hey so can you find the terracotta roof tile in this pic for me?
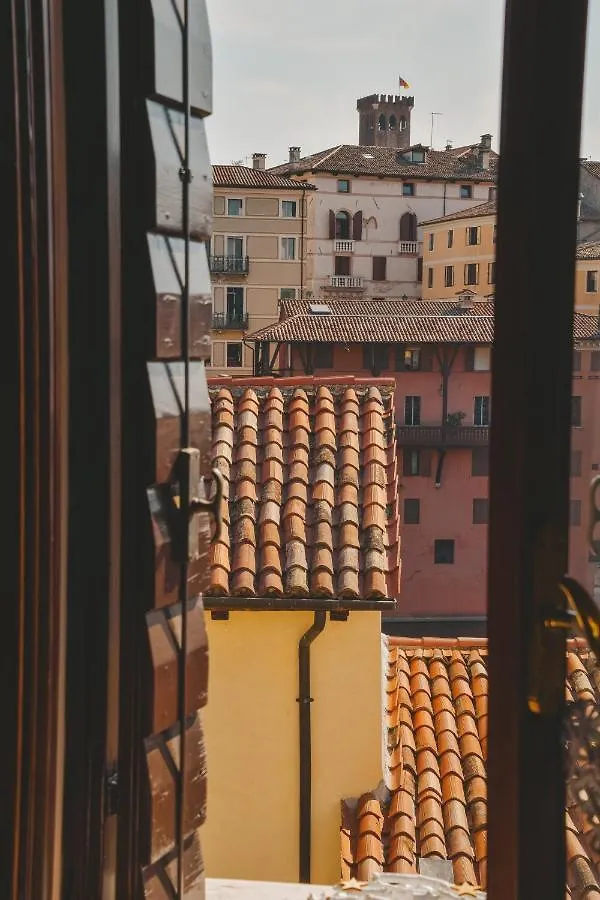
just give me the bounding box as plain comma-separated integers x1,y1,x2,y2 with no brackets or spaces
577,242,600,261
342,638,600,896
213,164,316,191
421,200,497,227
208,377,399,602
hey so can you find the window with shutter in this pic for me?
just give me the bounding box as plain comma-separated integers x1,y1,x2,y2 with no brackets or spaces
573,350,582,372
335,211,350,239
314,344,333,368
372,256,387,281
403,449,421,476
334,256,351,276
570,449,582,477
352,210,363,241
471,447,489,476
474,395,491,425
427,268,434,289
473,498,489,524
404,395,421,425
434,539,455,563
328,209,336,240
571,395,582,426
570,499,582,526
464,346,475,371
403,499,420,524
417,257,423,283
444,265,454,287
592,351,600,371
400,212,417,241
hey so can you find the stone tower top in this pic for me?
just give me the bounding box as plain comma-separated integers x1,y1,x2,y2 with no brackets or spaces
357,93,414,149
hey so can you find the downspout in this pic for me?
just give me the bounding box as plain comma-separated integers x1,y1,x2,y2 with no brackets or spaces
300,185,307,300
297,610,327,883
443,180,447,217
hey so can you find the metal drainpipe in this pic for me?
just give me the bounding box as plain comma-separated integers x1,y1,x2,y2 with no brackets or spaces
297,610,327,883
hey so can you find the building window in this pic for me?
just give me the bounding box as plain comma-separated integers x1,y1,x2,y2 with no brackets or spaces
404,395,421,426
337,179,350,193
335,210,351,239
400,212,417,241
434,539,455,564
227,198,243,216
460,185,473,199
474,395,490,426
281,200,297,217
427,267,434,289
573,350,582,372
428,233,435,251
447,230,454,248
465,263,479,285
378,114,387,130
417,257,423,283
570,499,582,527
363,344,389,373
572,395,582,426
314,344,333,368
226,342,243,367
474,346,491,371
488,261,496,284
226,286,245,322
592,351,600,372
372,256,387,281
587,270,599,292
472,448,489,476
571,450,582,477
444,265,455,287
279,287,296,300
281,237,296,260
404,499,420,524
334,255,351,276
403,449,421,476
398,347,421,371
389,114,397,130
493,224,497,243
466,226,480,245
473,498,489,524
402,182,415,197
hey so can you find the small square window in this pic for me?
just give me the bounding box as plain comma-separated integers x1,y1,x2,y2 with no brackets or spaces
337,179,350,193
460,185,472,199
572,396,582,426
427,268,434,289
398,347,421,371
227,198,243,216
447,230,454,248
402,182,415,197
587,270,598,293
472,498,489,524
570,499,582,527
226,342,243,367
428,233,435,251
444,265,454,288
434,539,455,564
404,499,420,524
281,237,296,260
281,200,297,217
279,288,296,301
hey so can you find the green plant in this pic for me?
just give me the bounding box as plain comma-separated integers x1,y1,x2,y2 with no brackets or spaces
446,411,466,427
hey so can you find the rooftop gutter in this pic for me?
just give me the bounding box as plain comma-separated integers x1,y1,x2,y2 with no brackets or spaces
204,596,395,613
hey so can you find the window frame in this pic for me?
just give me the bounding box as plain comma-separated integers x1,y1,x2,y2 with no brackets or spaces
447,229,454,248
472,497,489,524
474,394,491,426
428,232,435,251
404,395,421,426
466,225,481,246
464,262,479,286
336,178,350,193
427,267,434,289
280,199,297,218
403,498,421,524
280,236,296,260
444,265,455,287
226,341,244,368
227,197,243,217
434,539,455,564
460,184,473,199
488,261,496,284
586,269,598,292
402,182,415,197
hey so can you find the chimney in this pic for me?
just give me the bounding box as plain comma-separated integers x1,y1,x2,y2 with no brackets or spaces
477,134,492,170
445,140,453,151
252,153,266,170
289,146,301,163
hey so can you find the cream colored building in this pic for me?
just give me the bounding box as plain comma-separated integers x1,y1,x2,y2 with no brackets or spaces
576,242,600,314
209,157,315,374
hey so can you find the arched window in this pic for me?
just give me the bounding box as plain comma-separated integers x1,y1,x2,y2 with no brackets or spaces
335,210,351,239
400,212,417,242
378,114,387,131
389,114,397,130
399,116,407,131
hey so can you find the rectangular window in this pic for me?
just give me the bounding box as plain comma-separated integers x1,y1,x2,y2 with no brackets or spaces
427,267,434,289
281,200,297,217
404,498,421,524
570,499,582,527
404,395,421,426
314,345,333,368
474,346,491,371
434,539,455,564
402,182,415,196
226,286,245,322
334,255,351,276
397,347,421,371
417,257,423,283
474,395,490,426
493,223,497,243
227,198,243,216
372,256,387,281
337,179,350,193
279,287,296,300
281,237,296,260
403,448,421,476
460,185,473,199
573,350,582,372
592,351,600,372
571,450,582,477
488,261,496,284
226,342,243,367
471,448,489,476
363,344,389,372
572,395,582,426
447,230,454,248
586,270,598,292
466,226,480,245
473,498,489,524
464,263,479,285
444,265,455,287
428,233,435,251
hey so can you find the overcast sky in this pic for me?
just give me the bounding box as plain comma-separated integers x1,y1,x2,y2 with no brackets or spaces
205,0,600,168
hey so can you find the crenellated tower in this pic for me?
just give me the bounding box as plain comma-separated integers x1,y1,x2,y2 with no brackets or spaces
357,93,414,148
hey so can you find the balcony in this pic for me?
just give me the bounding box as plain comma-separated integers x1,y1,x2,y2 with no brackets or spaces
212,312,249,330
398,240,421,256
209,255,250,275
329,275,363,289
398,425,490,447
334,239,354,253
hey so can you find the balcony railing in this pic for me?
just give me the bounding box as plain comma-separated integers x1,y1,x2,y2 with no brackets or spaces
209,255,250,275
329,275,363,289
334,239,354,253
212,312,249,330
398,425,490,446
398,240,421,256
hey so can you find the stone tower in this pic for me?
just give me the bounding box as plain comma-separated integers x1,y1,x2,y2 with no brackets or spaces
357,93,414,149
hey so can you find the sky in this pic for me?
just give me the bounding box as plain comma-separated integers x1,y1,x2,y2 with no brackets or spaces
205,0,600,168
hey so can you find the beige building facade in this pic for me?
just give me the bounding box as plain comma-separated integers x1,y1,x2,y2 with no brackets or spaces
209,159,315,374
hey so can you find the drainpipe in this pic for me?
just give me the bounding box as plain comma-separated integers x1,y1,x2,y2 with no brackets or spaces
300,185,307,300
297,610,327,883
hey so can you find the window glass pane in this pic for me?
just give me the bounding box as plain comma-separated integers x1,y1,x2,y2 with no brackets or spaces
281,200,297,217
226,342,243,367
434,539,455,564
337,179,350,193
404,499,420,524
227,198,242,216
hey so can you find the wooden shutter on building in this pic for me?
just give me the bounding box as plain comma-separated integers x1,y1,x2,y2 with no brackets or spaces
352,210,363,241
464,346,475,371
328,209,336,240
373,256,387,281
420,346,434,372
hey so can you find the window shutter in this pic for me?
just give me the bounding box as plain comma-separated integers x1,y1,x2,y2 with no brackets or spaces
417,257,423,283
421,346,434,371
362,344,373,369
353,210,363,241
464,346,475,371
373,256,387,281
395,345,405,371
328,209,335,240
421,451,432,477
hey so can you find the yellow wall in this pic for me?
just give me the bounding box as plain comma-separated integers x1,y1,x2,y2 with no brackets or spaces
575,258,600,314
202,611,384,884
422,214,496,299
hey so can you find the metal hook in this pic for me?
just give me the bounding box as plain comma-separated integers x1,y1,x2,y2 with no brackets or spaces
190,467,225,543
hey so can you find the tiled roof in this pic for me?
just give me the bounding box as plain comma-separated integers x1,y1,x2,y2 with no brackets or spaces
581,161,600,180
269,144,497,183
341,638,600,898
212,165,316,191
577,242,600,260
421,201,497,227
207,376,400,602
249,299,598,345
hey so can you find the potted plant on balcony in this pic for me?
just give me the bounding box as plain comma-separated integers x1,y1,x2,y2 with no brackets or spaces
446,411,466,428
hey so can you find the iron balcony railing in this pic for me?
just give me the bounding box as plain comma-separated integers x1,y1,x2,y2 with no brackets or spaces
212,312,249,330
209,255,250,274
398,424,490,446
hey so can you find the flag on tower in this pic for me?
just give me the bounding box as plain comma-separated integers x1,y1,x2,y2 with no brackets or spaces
399,76,410,89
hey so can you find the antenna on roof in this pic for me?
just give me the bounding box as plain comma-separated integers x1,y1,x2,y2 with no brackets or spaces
430,112,442,149
231,155,252,166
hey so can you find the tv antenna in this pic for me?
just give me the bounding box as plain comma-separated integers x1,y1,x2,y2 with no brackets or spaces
430,112,442,149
